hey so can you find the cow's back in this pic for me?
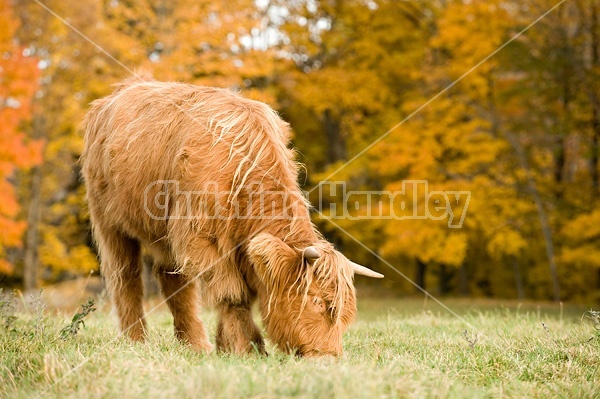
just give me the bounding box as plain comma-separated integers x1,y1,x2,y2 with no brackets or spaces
82,78,299,266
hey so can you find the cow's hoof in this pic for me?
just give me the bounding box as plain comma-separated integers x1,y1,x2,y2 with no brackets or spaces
191,341,214,354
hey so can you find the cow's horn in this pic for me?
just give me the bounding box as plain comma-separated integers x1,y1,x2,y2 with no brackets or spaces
350,261,384,278
303,246,321,260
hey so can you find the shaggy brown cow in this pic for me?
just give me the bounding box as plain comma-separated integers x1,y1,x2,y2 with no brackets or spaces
81,75,383,357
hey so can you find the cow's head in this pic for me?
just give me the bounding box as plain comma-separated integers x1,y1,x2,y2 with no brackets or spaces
248,233,383,357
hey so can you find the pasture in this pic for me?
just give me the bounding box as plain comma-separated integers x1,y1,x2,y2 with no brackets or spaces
1,293,598,399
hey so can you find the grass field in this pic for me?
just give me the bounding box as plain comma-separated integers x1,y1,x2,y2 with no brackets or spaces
1,292,599,399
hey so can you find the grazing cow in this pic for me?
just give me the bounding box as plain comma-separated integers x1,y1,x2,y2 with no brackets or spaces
81,75,383,357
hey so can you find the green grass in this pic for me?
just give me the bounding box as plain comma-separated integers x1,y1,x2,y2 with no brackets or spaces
1,293,599,399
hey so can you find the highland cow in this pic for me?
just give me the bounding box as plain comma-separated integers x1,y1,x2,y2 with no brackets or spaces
81,75,383,357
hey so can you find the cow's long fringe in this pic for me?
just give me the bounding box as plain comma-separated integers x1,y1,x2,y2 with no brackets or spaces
295,243,355,324
311,249,355,323
258,238,355,326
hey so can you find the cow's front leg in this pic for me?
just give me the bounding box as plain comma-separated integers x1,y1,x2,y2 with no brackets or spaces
156,270,213,354
216,301,266,355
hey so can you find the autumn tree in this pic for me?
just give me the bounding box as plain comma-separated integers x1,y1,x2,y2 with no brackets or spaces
277,0,600,301
0,0,41,280
15,0,143,287
12,0,286,288
273,1,434,283
4,0,599,302
102,0,282,100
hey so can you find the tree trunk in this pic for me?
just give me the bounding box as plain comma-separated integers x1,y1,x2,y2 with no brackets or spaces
592,111,599,192
458,263,469,296
507,133,561,301
415,259,426,292
554,136,566,186
24,164,42,291
555,68,567,188
512,256,524,301
553,76,568,198
323,109,346,164
591,1,600,193
438,264,450,296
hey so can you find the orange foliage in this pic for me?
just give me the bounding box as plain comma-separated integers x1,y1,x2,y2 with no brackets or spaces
0,0,41,273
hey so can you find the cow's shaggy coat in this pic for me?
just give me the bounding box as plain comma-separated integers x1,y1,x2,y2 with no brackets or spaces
81,75,380,356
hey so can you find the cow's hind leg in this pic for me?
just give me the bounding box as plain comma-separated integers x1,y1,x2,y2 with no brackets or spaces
156,270,212,353
216,301,266,355
96,229,146,341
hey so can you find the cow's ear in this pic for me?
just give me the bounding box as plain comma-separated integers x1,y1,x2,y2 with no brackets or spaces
248,233,297,285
